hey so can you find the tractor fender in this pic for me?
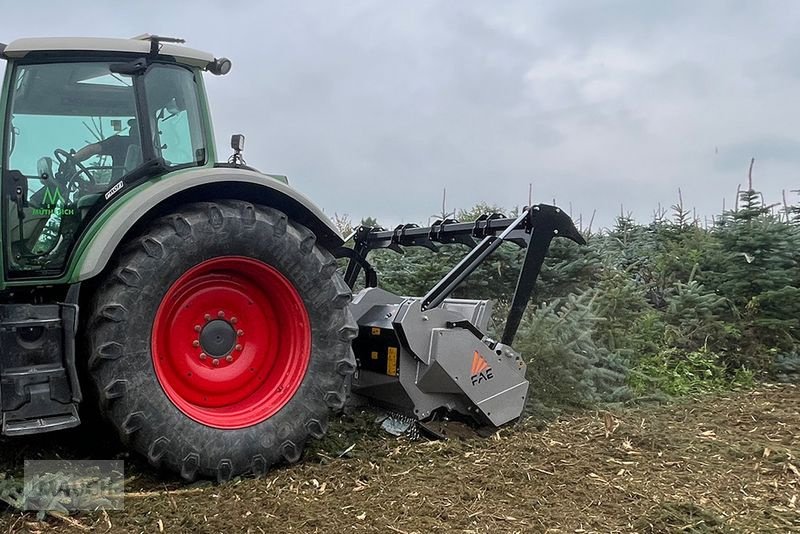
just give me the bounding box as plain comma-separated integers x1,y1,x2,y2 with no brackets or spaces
72,166,343,282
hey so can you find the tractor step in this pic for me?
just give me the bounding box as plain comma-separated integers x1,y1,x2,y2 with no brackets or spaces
0,365,81,436
2,404,80,436
0,302,82,435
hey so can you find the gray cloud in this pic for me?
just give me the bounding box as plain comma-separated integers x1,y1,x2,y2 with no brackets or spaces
2,1,799,229
716,137,800,170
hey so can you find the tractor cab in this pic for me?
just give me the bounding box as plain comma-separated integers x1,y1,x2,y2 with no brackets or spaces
0,36,230,278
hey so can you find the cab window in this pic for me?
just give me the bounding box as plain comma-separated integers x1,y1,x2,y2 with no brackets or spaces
144,65,206,167
3,61,208,277
4,61,139,274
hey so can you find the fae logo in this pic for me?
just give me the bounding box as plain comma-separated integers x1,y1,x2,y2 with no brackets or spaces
470,351,494,386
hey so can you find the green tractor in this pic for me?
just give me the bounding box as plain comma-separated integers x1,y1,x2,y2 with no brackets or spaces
0,35,584,482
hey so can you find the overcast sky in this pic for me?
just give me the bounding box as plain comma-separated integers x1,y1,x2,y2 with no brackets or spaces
3,1,799,229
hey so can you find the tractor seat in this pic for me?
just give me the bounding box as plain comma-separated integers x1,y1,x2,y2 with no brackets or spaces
122,144,142,176
37,156,55,184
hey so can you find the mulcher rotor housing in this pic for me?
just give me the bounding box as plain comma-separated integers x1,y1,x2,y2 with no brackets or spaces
0,34,585,481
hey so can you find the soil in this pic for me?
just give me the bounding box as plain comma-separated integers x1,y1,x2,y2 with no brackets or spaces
0,383,797,533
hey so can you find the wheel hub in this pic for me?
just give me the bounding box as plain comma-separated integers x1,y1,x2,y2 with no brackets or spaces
199,319,237,358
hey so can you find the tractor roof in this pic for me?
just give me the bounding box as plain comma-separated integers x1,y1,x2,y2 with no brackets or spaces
1,35,216,69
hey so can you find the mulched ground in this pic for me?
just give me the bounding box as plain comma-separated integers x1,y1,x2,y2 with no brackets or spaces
0,383,797,533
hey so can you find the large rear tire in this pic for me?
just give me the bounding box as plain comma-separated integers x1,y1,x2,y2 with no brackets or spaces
87,201,356,481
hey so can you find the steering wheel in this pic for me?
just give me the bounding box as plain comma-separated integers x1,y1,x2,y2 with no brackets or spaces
53,148,95,190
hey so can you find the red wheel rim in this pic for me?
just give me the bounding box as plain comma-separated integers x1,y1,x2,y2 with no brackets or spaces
151,256,311,429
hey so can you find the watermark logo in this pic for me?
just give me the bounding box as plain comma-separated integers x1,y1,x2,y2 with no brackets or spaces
33,187,76,217
21,460,124,513
42,187,64,206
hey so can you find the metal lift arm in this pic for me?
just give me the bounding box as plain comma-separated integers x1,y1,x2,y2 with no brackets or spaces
338,204,586,346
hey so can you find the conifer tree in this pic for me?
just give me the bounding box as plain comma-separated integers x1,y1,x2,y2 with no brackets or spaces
710,188,800,363
513,292,628,414
536,238,603,303
662,268,727,350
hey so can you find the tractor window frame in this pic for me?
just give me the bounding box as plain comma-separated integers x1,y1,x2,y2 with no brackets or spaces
1,57,150,278
0,54,209,281
142,63,208,170
6,63,141,182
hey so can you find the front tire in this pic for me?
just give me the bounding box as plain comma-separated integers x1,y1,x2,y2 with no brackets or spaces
87,201,356,481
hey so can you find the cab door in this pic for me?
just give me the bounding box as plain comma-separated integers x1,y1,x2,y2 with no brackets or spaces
3,60,140,278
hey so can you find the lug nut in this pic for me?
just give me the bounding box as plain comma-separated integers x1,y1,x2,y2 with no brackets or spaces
236,329,244,337
225,355,233,362
204,314,212,321
194,325,201,332
199,353,207,359
218,311,225,318
230,317,238,324
212,359,220,367
192,340,200,347
235,344,243,351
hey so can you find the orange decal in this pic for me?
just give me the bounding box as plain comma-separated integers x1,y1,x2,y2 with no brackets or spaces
471,351,489,375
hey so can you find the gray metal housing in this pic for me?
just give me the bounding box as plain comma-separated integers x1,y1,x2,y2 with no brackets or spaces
350,288,529,427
